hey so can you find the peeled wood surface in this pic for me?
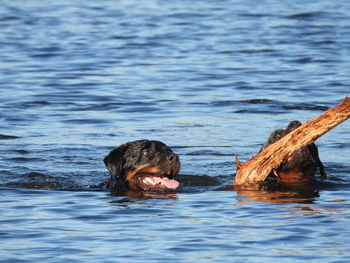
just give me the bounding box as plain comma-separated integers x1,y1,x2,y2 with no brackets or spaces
234,97,350,186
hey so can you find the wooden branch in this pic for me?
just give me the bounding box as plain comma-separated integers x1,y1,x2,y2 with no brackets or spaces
234,96,350,185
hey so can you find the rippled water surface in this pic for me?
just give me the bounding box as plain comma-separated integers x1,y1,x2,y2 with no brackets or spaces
1,0,350,262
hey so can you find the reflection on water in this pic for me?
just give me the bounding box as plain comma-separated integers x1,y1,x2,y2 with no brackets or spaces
110,191,179,202
235,189,320,204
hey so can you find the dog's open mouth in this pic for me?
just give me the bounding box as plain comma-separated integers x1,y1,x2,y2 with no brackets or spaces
126,165,180,192
136,174,180,191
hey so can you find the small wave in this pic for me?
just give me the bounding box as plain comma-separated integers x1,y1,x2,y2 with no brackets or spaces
211,99,272,107
283,104,329,111
8,157,42,162
61,119,110,125
240,13,273,18
0,134,19,140
14,150,30,154
0,15,21,21
3,172,63,189
292,57,313,64
286,11,328,20
241,99,272,104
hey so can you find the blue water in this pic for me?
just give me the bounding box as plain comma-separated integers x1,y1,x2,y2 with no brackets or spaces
1,0,349,262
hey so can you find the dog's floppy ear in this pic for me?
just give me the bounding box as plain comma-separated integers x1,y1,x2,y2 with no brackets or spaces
103,143,129,180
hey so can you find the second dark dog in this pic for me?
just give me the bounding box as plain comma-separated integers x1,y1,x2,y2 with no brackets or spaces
260,120,326,185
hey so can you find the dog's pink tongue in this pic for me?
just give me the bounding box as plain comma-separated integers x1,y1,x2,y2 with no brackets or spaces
142,176,180,190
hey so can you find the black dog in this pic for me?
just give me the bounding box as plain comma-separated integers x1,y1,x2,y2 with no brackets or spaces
103,140,180,192
261,120,326,185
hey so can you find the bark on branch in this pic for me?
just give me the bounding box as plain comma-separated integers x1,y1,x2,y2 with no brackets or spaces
234,96,350,185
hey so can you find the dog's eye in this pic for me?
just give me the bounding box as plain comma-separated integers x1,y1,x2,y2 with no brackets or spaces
142,150,150,156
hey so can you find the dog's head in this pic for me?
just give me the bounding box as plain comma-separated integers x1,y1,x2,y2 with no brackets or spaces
262,120,318,185
104,140,180,192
